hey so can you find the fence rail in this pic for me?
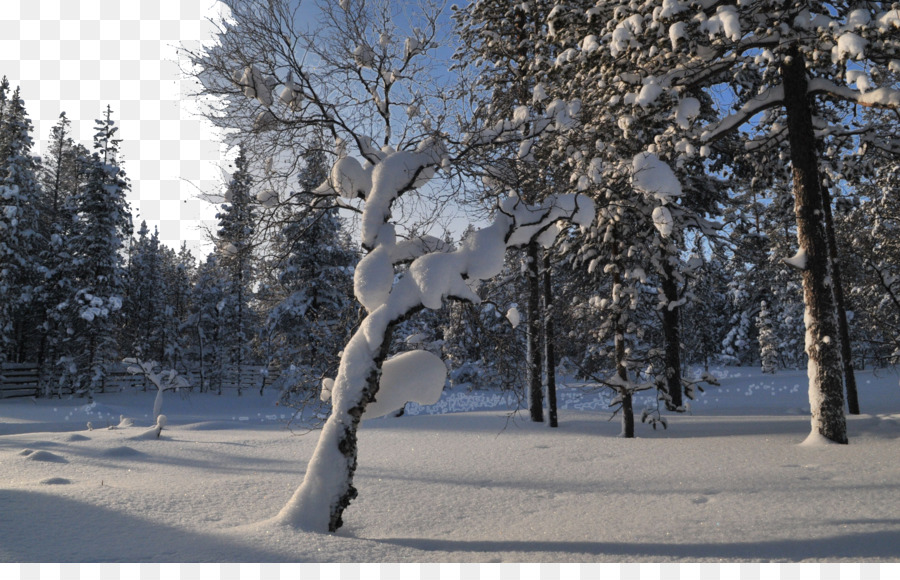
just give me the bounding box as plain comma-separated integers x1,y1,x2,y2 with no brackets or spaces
0,362,278,399
0,363,40,398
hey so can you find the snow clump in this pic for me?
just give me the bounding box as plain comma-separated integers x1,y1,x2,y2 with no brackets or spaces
631,152,683,203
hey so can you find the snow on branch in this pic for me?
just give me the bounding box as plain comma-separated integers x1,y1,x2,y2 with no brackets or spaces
123,358,189,420
808,78,900,110
274,189,595,533
700,85,784,143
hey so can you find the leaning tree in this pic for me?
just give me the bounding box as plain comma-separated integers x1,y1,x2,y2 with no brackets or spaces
185,0,596,532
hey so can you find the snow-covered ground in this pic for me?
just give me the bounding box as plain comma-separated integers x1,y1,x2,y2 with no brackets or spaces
1,367,899,562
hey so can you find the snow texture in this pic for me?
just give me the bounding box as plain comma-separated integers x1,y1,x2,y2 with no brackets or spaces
2,367,900,562
631,152,683,203
784,249,808,270
505,307,520,329
363,350,447,419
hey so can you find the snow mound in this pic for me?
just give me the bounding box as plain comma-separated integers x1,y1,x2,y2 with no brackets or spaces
101,446,143,458
40,477,72,485
61,433,91,442
23,450,68,463
799,431,844,447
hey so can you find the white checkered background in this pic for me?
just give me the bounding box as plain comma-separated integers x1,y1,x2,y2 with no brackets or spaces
0,0,228,256
2,563,899,579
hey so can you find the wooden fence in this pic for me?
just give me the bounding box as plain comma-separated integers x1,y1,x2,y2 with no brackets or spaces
0,362,278,399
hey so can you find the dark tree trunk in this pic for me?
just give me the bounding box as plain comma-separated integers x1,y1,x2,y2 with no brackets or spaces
542,253,558,428
615,313,634,438
821,185,860,415
526,241,544,422
660,257,683,410
328,320,399,532
613,267,634,438
781,45,848,444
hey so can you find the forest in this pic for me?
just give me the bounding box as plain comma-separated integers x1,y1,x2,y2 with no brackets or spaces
2,0,900,535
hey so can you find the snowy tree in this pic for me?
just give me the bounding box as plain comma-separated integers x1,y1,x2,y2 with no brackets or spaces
442,234,526,393
185,0,597,531
551,0,900,443
533,2,728,417
452,0,595,425
60,105,133,396
187,253,228,393
121,222,186,371
841,156,900,367
0,82,46,364
679,244,731,372
259,144,357,399
215,148,260,395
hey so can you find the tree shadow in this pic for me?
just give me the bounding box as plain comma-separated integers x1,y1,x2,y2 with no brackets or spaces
0,489,289,562
372,526,900,561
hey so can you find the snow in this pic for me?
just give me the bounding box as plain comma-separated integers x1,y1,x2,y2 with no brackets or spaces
505,306,520,329
354,245,394,312
674,97,701,130
634,79,664,108
651,205,674,237
364,350,447,419
2,366,899,562
669,22,687,50
330,156,372,200
631,152,683,203
256,189,278,208
833,32,867,62
700,6,742,42
784,249,808,270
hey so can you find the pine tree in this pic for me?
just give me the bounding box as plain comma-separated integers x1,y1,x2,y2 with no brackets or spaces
61,105,133,396
216,147,258,395
0,83,46,364
262,146,357,397
453,0,571,423
187,253,228,393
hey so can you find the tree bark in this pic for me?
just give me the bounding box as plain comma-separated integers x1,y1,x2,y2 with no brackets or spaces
781,45,847,444
615,311,634,438
660,257,683,410
821,185,860,414
526,241,544,422
542,252,558,428
612,266,634,438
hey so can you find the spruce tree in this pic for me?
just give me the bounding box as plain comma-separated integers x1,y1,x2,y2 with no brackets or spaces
263,145,357,397
216,147,258,395
61,105,133,396
0,83,46,364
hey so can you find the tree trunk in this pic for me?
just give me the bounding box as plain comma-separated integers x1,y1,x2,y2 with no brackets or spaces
542,252,558,428
781,45,847,444
275,304,420,532
660,257,683,410
613,267,634,438
615,313,634,438
821,185,860,415
526,241,544,422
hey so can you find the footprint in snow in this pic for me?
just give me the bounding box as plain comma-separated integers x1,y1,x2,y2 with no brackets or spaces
40,477,72,485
